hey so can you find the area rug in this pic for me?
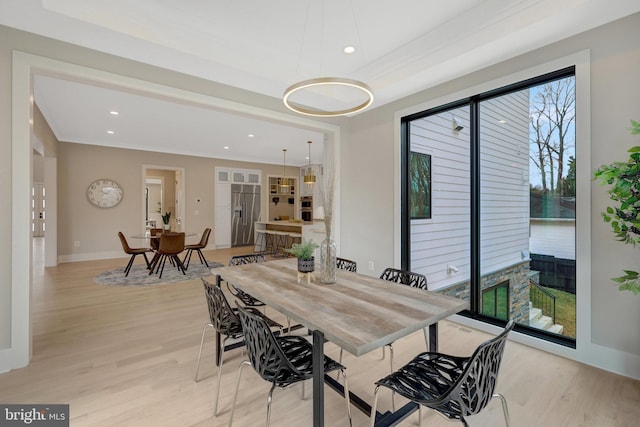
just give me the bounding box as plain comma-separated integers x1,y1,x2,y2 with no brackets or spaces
94,261,224,286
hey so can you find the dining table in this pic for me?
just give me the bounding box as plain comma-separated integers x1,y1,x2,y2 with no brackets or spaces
213,258,469,427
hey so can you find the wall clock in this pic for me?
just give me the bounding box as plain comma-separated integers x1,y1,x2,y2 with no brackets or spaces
87,179,123,208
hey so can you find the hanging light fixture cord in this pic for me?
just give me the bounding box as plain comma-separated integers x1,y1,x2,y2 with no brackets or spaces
304,140,316,184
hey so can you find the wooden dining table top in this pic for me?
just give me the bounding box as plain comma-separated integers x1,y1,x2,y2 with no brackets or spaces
213,258,469,357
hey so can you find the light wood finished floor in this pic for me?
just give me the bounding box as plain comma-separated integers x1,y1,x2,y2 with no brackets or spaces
1,238,638,426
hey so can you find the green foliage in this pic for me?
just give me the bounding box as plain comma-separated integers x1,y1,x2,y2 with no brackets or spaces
161,211,171,224
284,239,319,261
593,120,640,294
410,152,431,219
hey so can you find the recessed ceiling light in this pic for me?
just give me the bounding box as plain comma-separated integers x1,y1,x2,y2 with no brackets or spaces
107,130,115,134
498,119,507,124
110,111,119,115
343,46,356,54
224,146,229,150
248,134,255,138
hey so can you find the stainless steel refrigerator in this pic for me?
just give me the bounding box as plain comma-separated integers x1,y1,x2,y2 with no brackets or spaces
231,184,261,247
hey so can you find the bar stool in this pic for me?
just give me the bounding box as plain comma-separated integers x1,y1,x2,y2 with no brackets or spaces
272,231,289,258
254,230,267,253
285,232,302,255
264,230,278,254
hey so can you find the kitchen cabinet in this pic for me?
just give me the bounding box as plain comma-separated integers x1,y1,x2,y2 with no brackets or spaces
268,177,295,195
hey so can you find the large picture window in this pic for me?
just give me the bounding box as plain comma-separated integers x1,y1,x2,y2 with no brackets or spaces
401,67,576,347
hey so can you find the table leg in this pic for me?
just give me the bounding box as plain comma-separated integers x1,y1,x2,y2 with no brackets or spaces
429,323,438,352
312,329,324,427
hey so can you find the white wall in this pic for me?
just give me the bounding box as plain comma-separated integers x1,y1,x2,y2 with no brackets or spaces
342,14,640,378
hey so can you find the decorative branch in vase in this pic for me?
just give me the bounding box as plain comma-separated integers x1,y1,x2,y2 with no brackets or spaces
319,164,337,284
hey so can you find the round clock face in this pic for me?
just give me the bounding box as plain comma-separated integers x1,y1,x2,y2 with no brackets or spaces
87,179,123,208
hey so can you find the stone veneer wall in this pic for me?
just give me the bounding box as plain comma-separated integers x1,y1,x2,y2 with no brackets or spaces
436,260,531,324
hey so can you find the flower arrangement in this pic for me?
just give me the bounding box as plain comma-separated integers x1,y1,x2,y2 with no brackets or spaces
319,164,337,283
320,163,335,238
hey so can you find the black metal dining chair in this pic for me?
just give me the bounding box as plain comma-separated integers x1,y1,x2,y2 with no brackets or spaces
370,320,514,427
226,253,267,309
379,267,428,290
229,305,352,427
339,267,430,381
336,257,357,272
194,279,282,416
379,267,430,372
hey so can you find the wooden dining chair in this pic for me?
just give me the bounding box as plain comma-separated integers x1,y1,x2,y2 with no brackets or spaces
149,232,186,279
117,232,152,277
149,227,163,251
183,227,212,268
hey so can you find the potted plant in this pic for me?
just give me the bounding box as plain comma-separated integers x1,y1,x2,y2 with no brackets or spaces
161,211,171,230
285,239,319,272
593,119,640,294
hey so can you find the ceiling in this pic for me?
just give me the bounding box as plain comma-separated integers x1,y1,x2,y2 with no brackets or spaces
2,0,640,166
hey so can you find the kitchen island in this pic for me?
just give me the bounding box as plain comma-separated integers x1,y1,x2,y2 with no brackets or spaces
254,220,324,253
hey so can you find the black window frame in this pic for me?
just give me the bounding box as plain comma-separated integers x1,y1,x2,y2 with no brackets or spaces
401,66,576,348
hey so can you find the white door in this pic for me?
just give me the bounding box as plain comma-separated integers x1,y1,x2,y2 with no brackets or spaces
32,183,45,237
215,182,232,248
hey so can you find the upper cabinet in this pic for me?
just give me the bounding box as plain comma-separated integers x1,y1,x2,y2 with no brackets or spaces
229,169,262,185
269,177,295,195
217,169,230,183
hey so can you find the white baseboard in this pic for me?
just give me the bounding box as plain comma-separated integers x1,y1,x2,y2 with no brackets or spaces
58,251,124,263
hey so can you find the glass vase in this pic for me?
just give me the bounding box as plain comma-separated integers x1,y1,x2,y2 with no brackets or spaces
319,237,337,284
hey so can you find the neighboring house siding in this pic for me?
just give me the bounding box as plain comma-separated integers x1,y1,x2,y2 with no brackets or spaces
480,92,531,275
410,106,471,290
410,91,530,291
530,219,576,260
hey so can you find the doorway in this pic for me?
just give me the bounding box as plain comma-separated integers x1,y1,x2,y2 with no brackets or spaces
32,183,45,237
142,165,186,232
145,177,163,228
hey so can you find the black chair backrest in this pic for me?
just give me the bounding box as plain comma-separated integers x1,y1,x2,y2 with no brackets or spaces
202,279,242,338
444,320,514,416
336,257,357,272
236,305,306,386
229,253,266,266
380,267,428,290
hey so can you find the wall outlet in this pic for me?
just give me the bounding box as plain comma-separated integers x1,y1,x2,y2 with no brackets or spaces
368,260,374,271
74,241,80,247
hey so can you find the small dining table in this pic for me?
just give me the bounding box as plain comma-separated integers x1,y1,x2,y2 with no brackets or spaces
214,258,469,427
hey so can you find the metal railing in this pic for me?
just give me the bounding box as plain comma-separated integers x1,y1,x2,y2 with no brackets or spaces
529,279,556,325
